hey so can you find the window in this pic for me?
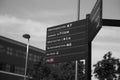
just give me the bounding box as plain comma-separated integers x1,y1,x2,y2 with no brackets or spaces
0,62,6,70
15,49,26,58
6,47,13,55
10,65,15,72
0,44,5,54
28,53,41,62
28,53,33,61
5,64,11,72
0,62,11,72
15,66,25,75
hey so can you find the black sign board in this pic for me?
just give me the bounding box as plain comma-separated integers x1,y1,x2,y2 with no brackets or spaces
45,19,88,63
89,0,102,41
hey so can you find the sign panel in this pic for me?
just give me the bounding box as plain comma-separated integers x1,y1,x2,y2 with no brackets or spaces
46,45,88,57
89,0,102,41
46,52,87,63
45,19,88,63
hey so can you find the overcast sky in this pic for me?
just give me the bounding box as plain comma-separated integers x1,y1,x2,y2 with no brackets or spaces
0,0,120,80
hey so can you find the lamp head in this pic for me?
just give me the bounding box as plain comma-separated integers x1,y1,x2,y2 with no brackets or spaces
23,34,30,40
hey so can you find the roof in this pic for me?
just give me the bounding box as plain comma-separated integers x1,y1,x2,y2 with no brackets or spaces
0,35,45,54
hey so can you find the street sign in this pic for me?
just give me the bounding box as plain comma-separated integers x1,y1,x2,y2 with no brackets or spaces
45,19,88,63
45,51,87,63
46,45,88,57
89,0,103,41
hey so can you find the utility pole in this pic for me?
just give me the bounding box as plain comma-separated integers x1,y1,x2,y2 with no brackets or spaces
23,34,30,80
75,0,80,80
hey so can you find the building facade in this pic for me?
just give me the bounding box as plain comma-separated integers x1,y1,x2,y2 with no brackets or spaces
0,36,45,80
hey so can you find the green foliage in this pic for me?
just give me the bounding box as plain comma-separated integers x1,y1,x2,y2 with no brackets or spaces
28,58,51,80
77,61,85,80
60,62,75,80
93,52,120,80
29,59,85,80
60,61,85,80
117,63,120,79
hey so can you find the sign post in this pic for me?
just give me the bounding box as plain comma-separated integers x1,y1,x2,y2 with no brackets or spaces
89,0,103,42
87,0,102,80
75,0,81,80
45,19,88,63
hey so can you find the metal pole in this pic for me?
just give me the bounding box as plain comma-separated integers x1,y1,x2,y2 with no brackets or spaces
75,0,80,80
88,42,91,80
77,0,80,20
86,14,91,80
24,39,30,80
75,60,78,80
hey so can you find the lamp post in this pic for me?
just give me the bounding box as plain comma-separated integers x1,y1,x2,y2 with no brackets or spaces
23,34,30,80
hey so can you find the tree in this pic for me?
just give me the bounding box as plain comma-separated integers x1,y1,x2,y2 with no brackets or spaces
60,60,85,80
117,63,120,79
28,57,51,80
29,58,85,80
93,52,120,80
77,60,85,80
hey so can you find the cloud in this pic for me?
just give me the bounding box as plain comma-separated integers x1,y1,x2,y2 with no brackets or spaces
0,15,47,49
27,10,76,25
0,15,46,34
0,15,22,25
94,26,120,44
92,26,120,66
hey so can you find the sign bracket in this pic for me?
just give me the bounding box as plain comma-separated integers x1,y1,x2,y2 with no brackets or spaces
103,19,120,27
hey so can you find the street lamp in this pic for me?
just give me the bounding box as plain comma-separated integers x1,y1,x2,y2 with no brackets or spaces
23,34,30,80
